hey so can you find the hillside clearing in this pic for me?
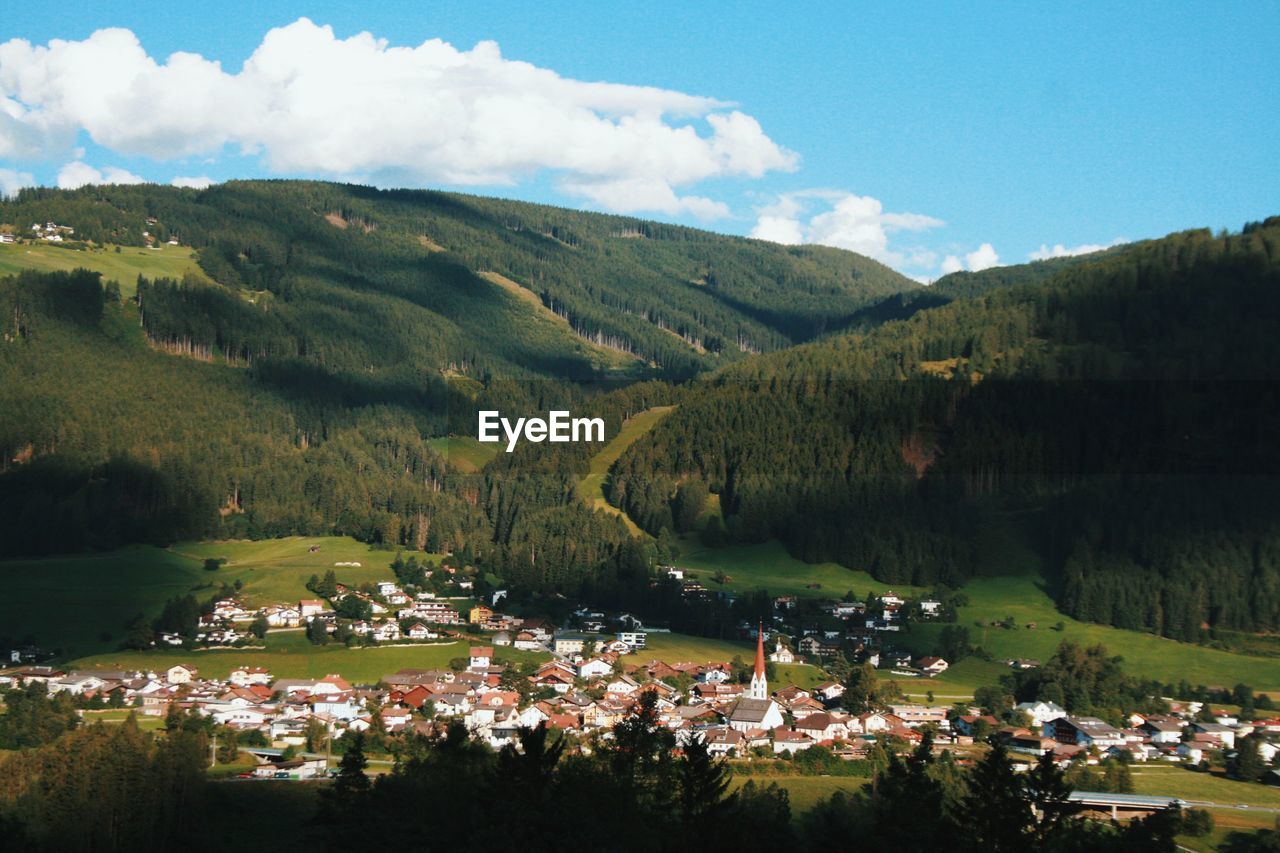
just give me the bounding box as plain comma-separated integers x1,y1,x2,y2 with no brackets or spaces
577,406,675,534
426,436,500,472
0,241,206,297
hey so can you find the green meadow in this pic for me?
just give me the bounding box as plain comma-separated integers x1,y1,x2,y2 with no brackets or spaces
0,241,206,297
0,536,420,657
728,775,868,815
673,538,926,600
576,406,675,535
68,628,548,682
425,436,500,473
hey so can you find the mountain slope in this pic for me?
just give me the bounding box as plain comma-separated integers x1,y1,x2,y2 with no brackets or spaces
606,218,1280,638
1,181,919,381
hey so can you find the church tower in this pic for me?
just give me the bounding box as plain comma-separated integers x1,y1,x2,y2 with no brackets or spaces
748,623,768,700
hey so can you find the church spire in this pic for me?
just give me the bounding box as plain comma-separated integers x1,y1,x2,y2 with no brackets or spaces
749,622,767,699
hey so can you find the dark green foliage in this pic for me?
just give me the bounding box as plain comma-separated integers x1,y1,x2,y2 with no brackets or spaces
0,716,207,852
0,683,80,748
609,219,1280,632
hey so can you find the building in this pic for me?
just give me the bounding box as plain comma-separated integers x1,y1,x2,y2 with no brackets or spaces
748,625,768,700
469,605,493,625
468,647,493,671
728,697,785,733
768,639,795,664
1015,700,1068,727
916,656,949,676
1046,716,1127,749
618,631,647,649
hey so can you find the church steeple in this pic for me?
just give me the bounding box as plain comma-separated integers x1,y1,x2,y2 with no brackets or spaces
749,622,767,700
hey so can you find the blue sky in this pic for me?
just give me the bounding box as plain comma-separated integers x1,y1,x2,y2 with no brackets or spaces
0,2,1276,280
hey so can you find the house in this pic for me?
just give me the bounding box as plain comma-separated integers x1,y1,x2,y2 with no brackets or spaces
376,581,400,597
553,632,591,657
704,727,747,756
577,657,614,679
768,639,795,664
794,712,851,742
513,631,543,651
468,647,494,671
492,631,512,646
166,664,198,685
407,623,436,640
371,621,401,642
1139,718,1184,745
814,681,845,702
229,666,272,687
916,656,949,676
618,631,647,649
299,600,327,618
919,600,942,616
0,234,15,244
728,698,785,733
1015,700,1068,727
1190,722,1236,749
469,605,493,625
1046,716,1127,749
889,704,949,728
263,605,303,628
772,727,815,755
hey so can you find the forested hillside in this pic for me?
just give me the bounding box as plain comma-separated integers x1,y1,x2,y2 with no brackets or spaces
1,182,917,381
607,219,1280,639
3,181,1278,644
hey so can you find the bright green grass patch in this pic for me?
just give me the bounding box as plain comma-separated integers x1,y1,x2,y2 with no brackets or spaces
728,774,867,814
674,538,926,600
0,536,420,658
1128,766,1280,808
640,631,751,664
425,436,500,473
169,536,424,607
884,657,1011,702
79,709,165,732
0,545,208,658
67,628,549,682
576,406,675,535
773,663,829,690
900,573,1280,691
0,242,206,297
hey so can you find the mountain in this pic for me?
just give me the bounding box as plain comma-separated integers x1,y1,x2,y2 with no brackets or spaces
1,181,918,383
605,218,1280,639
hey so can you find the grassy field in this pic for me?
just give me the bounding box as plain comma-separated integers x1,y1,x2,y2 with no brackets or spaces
884,657,1012,702
0,536,419,658
901,574,1280,690
575,406,675,535
674,538,926,600
67,628,549,682
640,631,751,664
425,436,500,472
0,241,206,297
894,515,1280,691
169,536,420,606
0,546,209,658
1129,765,1280,808
728,774,867,814
79,708,165,732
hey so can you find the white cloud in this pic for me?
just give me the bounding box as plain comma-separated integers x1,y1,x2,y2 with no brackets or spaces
55,160,144,189
749,189,943,270
171,175,213,189
1029,238,1125,260
941,243,1001,274
0,166,32,197
0,19,798,217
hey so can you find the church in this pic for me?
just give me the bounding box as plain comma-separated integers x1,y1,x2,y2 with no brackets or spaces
728,626,784,732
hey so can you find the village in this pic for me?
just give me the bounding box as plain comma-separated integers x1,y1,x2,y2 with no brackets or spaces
4,565,1276,794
